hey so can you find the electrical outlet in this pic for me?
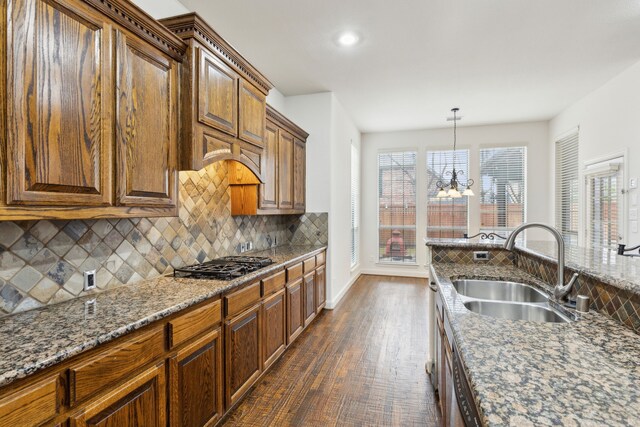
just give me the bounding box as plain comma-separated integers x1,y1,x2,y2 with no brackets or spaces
630,208,638,221
632,221,639,234
630,177,638,189
473,251,490,261
84,270,97,291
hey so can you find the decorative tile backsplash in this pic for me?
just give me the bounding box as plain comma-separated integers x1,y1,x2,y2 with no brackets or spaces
515,254,640,333
0,162,328,317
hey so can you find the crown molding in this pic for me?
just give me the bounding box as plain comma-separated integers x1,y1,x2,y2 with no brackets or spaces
84,0,187,61
160,13,274,95
267,105,309,141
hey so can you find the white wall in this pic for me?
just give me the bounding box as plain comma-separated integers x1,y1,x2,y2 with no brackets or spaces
283,93,361,308
266,88,287,113
550,60,640,246
361,121,551,276
130,0,188,18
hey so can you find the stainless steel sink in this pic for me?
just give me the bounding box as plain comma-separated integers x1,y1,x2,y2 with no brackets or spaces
463,300,571,323
452,279,548,303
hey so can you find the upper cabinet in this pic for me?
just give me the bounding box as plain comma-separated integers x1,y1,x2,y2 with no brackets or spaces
259,106,308,215
160,13,272,174
0,0,186,221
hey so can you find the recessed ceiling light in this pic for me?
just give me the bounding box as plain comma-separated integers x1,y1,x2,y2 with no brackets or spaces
337,31,360,47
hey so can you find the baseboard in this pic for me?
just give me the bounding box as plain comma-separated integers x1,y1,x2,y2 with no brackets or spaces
360,268,429,279
325,271,362,309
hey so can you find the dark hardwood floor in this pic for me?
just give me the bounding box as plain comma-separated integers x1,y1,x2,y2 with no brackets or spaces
222,274,440,426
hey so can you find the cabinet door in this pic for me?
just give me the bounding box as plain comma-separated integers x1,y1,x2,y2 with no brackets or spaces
0,375,63,427
293,139,306,211
115,30,178,208
278,130,294,210
6,0,113,206
197,48,238,136
315,265,326,314
169,329,223,427
225,304,262,407
286,279,304,344
259,121,279,210
262,289,286,370
303,272,316,327
71,363,166,427
238,80,266,147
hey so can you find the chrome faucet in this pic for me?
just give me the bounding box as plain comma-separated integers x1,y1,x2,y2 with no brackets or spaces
504,223,579,302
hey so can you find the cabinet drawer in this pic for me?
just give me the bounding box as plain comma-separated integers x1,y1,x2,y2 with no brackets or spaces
225,281,261,317
303,257,316,273
168,299,222,349
0,375,62,426
316,251,325,266
69,326,165,405
262,270,286,296
286,262,303,282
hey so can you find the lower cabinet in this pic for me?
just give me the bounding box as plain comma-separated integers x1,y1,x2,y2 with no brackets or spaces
262,289,287,370
315,265,326,313
0,375,63,427
286,279,304,344
71,363,166,427
169,329,223,427
225,304,262,408
303,272,316,327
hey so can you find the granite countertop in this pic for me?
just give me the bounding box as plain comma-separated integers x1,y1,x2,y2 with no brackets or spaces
0,244,326,389
431,262,640,426
425,238,640,295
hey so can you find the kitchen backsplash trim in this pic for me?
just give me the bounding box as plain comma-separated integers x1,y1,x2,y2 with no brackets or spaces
0,161,328,317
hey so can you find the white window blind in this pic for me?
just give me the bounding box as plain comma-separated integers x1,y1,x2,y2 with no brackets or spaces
586,159,623,250
350,144,360,268
480,147,527,234
378,151,417,264
427,149,469,238
555,132,579,244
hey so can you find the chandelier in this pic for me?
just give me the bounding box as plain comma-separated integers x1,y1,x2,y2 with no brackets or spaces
436,108,474,198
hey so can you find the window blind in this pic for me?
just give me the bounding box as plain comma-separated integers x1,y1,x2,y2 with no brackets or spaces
586,160,622,250
378,151,417,263
479,147,527,235
350,144,360,268
555,132,579,244
426,149,469,238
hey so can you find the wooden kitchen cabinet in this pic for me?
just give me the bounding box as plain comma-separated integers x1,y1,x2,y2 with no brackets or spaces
0,0,185,220
225,304,262,408
293,139,306,211
239,80,267,146
303,272,317,327
286,278,305,344
262,289,287,370
315,264,327,313
0,374,64,427
169,329,224,427
160,14,272,173
258,106,308,215
71,363,166,427
114,30,178,208
278,130,295,210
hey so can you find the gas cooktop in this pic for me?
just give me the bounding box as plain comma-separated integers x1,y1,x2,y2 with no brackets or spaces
173,256,273,280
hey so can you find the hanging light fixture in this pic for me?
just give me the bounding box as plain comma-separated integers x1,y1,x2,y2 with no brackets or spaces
436,107,474,198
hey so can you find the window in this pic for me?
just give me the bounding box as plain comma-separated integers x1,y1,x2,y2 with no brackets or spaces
586,158,623,250
378,151,416,263
427,149,469,238
555,132,579,244
479,147,527,235
350,144,360,268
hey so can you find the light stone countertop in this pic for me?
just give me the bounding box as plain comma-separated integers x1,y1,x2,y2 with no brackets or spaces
0,245,326,389
431,262,640,426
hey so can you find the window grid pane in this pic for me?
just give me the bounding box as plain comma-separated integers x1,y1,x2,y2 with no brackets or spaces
426,149,469,238
378,151,417,263
479,147,527,235
589,172,619,250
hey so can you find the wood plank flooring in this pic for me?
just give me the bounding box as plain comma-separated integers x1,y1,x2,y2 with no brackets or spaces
222,274,440,426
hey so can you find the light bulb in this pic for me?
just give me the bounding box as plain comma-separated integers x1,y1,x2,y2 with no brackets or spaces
450,189,462,198
436,188,448,198
462,187,474,196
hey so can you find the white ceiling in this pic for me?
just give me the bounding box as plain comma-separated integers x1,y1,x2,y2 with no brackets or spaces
148,0,640,132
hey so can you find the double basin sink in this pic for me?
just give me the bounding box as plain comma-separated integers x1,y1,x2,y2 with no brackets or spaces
452,279,573,323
